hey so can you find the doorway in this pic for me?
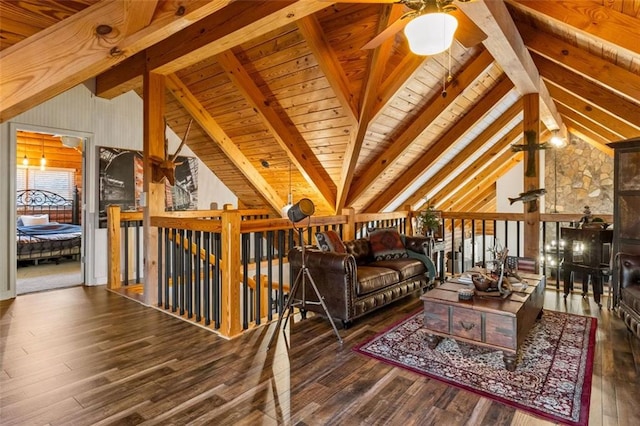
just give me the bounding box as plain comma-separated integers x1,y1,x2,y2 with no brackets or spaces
14,128,86,294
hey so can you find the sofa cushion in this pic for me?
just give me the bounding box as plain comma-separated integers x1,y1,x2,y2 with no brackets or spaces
315,230,346,253
344,238,374,265
356,266,400,296
371,258,426,281
369,228,408,261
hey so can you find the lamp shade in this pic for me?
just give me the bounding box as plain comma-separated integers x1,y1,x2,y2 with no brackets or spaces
287,198,315,223
404,12,458,56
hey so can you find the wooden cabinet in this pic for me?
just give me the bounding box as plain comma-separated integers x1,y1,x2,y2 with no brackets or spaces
609,137,640,305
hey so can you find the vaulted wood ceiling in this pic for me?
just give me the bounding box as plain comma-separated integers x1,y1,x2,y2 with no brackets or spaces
1,1,639,216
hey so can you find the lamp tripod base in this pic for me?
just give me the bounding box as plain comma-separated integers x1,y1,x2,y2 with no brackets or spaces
267,262,343,350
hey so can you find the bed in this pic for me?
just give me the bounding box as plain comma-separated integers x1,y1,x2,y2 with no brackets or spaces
16,189,82,263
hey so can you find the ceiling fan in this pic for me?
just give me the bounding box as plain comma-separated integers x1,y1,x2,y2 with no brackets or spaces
329,0,486,55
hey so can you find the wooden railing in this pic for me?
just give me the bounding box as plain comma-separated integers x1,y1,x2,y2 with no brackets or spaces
107,206,611,338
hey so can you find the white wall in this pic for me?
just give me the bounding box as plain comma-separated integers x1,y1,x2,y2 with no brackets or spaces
1,83,237,299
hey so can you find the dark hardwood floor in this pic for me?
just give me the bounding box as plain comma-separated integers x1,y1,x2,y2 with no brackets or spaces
1,284,639,425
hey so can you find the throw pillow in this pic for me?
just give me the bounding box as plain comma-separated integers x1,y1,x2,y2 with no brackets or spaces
315,230,346,253
369,228,408,261
20,214,49,226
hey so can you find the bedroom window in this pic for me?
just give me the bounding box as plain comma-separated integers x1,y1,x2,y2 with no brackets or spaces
16,168,76,199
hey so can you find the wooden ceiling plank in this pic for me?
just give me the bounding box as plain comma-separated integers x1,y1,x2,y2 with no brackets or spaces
520,23,640,104
297,15,358,124
0,0,233,122
164,73,285,212
509,0,640,56
534,53,640,128
438,152,524,212
404,99,523,209
429,124,523,209
215,49,336,212
457,0,563,132
451,184,496,212
371,54,426,122
350,49,496,207
546,83,640,139
336,3,399,211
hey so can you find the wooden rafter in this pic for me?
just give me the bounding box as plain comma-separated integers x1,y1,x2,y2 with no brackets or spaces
429,124,523,209
297,15,358,124
457,0,563,132
556,104,620,143
95,1,329,97
533,53,640,129
335,4,402,212
215,49,336,212
509,0,640,56
0,0,232,122
164,74,286,213
404,99,523,209
452,184,496,212
519,23,640,104
438,152,524,212
546,83,640,139
350,49,496,207
565,119,615,156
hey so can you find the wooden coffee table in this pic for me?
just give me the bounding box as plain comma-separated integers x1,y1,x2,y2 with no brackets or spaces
420,274,545,371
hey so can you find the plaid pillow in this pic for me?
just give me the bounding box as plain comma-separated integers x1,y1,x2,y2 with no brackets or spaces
315,230,346,253
369,228,408,261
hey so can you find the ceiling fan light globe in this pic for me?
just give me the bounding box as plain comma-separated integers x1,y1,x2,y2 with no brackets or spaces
404,13,458,56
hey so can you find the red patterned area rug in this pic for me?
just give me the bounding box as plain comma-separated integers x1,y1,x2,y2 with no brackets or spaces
354,310,596,426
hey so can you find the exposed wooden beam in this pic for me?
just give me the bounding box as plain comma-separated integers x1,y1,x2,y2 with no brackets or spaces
95,54,145,99
534,53,640,129
429,123,523,209
452,184,496,213
438,152,524,212
350,49,496,207
164,74,286,213
215,49,336,212
457,0,563,132
546,83,640,139
336,4,400,211
556,104,621,143
122,0,157,35
519,22,640,104
147,1,329,75
297,15,358,124
142,71,165,306
565,119,615,156
0,0,232,122
404,99,523,209
509,0,640,56
522,93,540,260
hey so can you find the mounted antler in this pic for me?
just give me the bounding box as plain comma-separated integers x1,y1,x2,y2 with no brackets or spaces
150,119,193,185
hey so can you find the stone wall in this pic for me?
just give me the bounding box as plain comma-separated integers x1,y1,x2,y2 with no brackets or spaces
544,133,613,215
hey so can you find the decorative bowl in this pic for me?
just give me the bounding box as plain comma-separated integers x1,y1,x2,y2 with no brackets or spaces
458,288,474,301
472,274,498,292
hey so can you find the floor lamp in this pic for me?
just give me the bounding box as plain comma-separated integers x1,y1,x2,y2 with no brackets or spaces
267,198,343,349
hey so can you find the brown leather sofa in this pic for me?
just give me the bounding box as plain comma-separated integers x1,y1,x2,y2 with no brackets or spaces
288,235,436,327
618,253,640,339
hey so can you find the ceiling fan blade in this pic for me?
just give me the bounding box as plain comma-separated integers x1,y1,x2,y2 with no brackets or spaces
362,14,412,49
450,9,487,48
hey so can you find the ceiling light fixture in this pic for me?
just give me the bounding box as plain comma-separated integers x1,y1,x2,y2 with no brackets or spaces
281,161,294,219
40,135,46,171
60,135,82,149
22,141,28,167
404,4,458,56
549,130,566,148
